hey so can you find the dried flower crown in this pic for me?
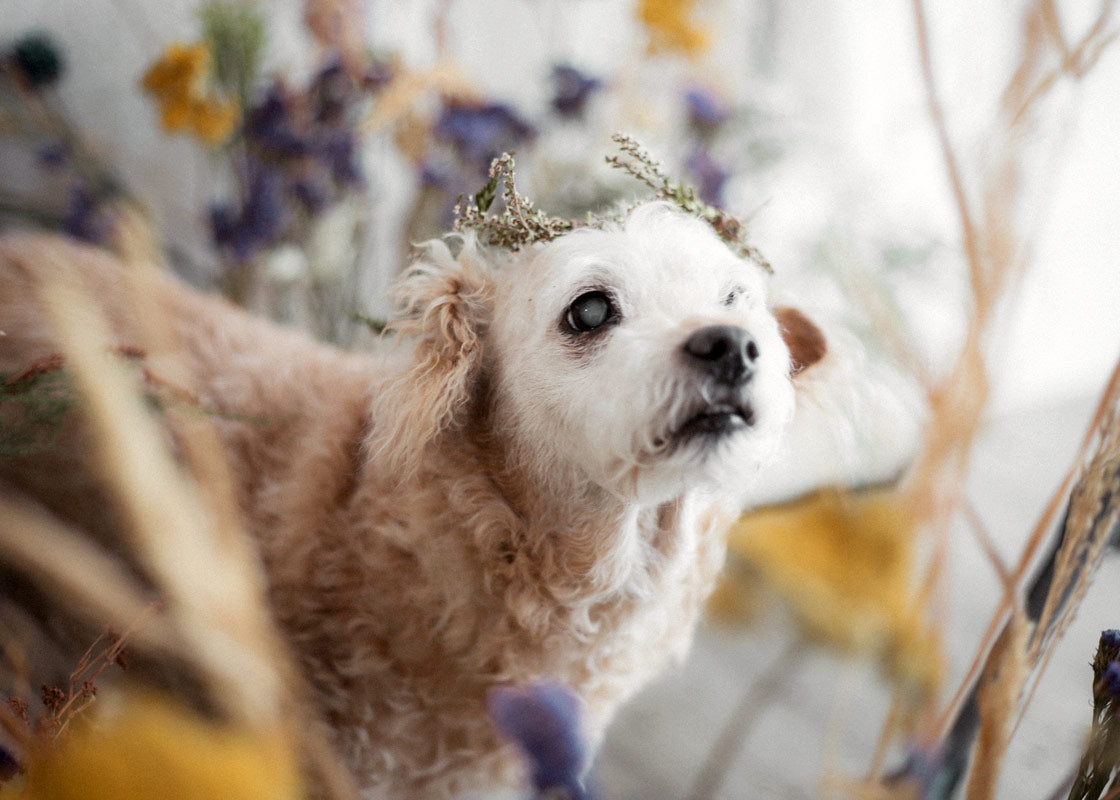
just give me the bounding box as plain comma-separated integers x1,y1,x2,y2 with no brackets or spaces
453,133,772,273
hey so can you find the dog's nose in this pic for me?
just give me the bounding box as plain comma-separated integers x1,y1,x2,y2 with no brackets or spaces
684,325,758,385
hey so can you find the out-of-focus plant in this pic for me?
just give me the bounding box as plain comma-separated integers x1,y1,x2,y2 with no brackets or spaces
636,0,711,59
140,42,239,147
489,681,597,800
1067,630,1120,800
0,32,133,247
139,0,393,342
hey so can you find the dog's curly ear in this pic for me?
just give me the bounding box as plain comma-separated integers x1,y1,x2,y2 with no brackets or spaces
368,238,494,475
774,306,827,377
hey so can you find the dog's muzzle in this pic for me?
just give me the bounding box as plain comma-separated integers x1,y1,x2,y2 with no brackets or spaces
673,325,759,441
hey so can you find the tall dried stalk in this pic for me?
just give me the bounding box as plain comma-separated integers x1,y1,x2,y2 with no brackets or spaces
0,233,360,799
865,1,1120,798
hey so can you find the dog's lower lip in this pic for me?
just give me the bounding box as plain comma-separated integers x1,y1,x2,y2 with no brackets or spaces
676,404,755,438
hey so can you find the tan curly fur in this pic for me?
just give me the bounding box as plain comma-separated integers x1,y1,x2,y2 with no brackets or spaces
0,203,822,799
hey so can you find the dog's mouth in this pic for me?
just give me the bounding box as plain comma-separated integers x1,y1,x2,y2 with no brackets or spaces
657,399,756,451
676,402,755,438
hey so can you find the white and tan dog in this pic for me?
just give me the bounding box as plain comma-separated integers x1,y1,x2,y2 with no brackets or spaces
0,202,823,798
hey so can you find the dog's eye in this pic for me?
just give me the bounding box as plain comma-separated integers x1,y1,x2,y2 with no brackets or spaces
566,291,614,333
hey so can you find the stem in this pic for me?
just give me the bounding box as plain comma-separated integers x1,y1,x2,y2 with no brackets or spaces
685,637,804,800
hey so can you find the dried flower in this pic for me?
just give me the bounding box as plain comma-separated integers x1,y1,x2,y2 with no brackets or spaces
36,141,70,170
40,685,65,716
434,100,536,174
63,184,115,244
720,489,942,698
550,64,602,119
685,85,730,132
685,147,730,207
141,42,239,146
455,136,769,271
22,691,303,800
1068,631,1120,800
636,0,711,58
1104,662,1120,699
606,133,770,271
210,158,290,261
244,86,312,157
454,153,574,249
9,32,65,89
488,681,593,800
8,696,30,722
0,745,19,781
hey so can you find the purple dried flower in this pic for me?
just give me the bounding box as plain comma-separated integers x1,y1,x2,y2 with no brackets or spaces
63,184,113,244
210,159,289,261
418,161,455,189
685,85,731,131
310,59,354,126
550,64,602,119
37,141,70,170
316,129,364,186
434,101,536,173
292,173,331,214
244,86,310,158
363,58,395,93
0,744,19,781
686,147,730,207
1105,661,1120,698
488,681,592,800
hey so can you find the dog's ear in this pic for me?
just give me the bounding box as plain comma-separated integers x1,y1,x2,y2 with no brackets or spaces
368,239,494,475
774,306,827,377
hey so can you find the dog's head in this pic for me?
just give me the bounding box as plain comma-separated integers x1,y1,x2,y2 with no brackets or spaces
372,202,824,502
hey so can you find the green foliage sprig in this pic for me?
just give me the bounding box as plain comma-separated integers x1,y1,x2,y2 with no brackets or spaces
200,0,267,111
605,133,771,272
0,356,74,457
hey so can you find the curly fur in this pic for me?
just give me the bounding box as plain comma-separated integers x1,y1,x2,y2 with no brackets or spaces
0,202,822,799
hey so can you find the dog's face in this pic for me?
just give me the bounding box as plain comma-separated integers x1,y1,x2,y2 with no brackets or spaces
373,202,823,504
486,203,799,502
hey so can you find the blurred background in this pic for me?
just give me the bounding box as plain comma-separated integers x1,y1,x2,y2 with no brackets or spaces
1,0,1118,409
2,2,1119,799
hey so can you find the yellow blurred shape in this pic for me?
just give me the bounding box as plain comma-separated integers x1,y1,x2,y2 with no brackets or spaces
25,692,302,800
141,43,239,146
636,0,711,58
719,489,942,698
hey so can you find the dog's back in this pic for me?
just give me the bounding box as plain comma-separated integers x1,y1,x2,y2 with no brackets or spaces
0,235,378,543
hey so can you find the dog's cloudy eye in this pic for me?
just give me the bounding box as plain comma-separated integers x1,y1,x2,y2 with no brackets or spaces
567,291,614,333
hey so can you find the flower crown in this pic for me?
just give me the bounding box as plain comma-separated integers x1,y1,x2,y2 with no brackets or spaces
453,133,772,273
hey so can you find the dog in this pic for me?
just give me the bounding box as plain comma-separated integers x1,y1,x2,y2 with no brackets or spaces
0,201,824,798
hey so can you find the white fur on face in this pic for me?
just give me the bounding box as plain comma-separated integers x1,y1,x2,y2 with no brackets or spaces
487,203,795,503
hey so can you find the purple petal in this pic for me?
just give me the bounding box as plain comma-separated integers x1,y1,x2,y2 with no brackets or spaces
488,681,590,800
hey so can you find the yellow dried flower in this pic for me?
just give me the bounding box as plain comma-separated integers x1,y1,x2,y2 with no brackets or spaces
141,42,239,146
636,0,711,58
190,97,240,146
24,691,302,800
718,488,942,698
